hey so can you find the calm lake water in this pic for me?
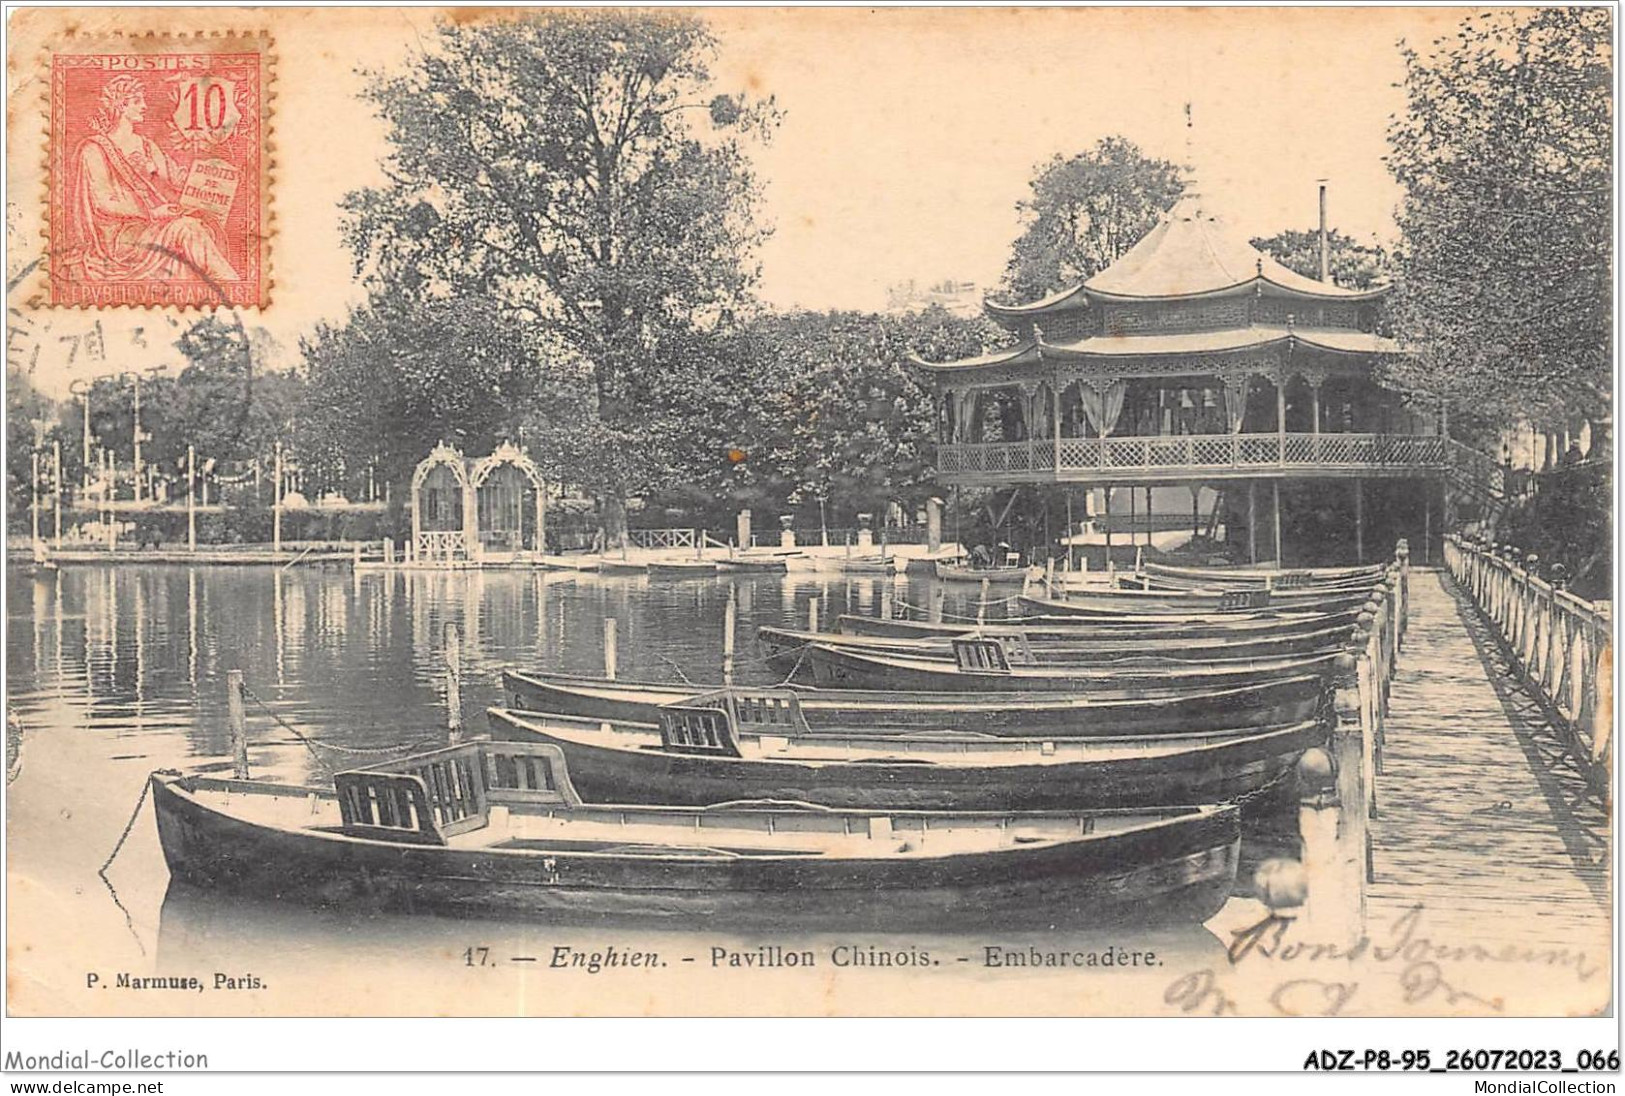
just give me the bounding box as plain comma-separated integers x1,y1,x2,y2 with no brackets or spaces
6,562,1245,1017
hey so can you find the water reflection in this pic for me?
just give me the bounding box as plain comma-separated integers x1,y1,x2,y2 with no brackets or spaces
9,562,1242,1013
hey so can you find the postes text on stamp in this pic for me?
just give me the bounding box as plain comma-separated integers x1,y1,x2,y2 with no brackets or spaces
47,37,270,308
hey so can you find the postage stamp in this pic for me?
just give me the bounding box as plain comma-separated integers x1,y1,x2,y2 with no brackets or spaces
45,35,271,308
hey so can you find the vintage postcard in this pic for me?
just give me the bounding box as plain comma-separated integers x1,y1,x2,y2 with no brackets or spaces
3,2,1615,1059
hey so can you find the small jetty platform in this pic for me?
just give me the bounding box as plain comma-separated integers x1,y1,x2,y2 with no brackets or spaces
1367,569,1610,951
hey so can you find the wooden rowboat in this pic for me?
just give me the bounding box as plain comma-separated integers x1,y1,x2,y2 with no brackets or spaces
814,555,897,575
801,641,1339,693
539,554,601,572
485,700,1325,811
598,557,648,574
1141,560,1387,589
500,669,1328,735
149,741,1239,929
933,561,1031,584
647,559,718,578
756,622,1351,673
834,609,1360,642
717,556,789,574
1019,587,1372,618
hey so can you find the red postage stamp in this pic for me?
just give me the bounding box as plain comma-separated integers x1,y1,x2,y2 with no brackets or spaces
46,37,271,308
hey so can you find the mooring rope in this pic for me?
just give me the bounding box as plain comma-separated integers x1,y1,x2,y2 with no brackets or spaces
98,776,157,956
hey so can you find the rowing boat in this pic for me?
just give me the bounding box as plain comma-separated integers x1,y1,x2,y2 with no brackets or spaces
149,741,1239,928
1141,560,1387,589
485,700,1324,810
598,557,648,574
500,669,1328,735
1019,587,1373,618
717,556,789,574
647,559,718,577
813,555,898,575
756,622,1352,672
933,561,1032,584
834,609,1361,641
800,641,1339,692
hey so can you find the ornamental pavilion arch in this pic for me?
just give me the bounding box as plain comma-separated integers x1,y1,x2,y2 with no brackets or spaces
913,183,1487,567
410,441,548,563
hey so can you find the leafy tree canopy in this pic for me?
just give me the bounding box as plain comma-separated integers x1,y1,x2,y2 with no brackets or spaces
999,136,1184,302
1249,229,1391,291
1384,7,1611,432
338,10,776,521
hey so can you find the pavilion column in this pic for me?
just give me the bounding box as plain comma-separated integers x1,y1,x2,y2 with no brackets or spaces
1021,382,1039,468
1272,480,1283,566
1052,381,1063,472
463,476,479,561
1275,371,1288,463
1354,479,1365,564
1247,481,1257,565
411,480,422,561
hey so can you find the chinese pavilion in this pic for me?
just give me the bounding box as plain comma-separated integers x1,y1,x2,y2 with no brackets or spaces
912,183,1488,566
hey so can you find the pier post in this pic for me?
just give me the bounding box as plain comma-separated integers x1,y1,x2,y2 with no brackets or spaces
1296,746,1341,938
227,669,249,779
736,510,751,554
926,497,942,554
384,537,395,565
978,578,989,625
881,587,893,620
930,585,944,624
604,618,618,680
1333,652,1371,938
808,597,819,634
353,542,362,570
445,622,463,742
723,589,737,685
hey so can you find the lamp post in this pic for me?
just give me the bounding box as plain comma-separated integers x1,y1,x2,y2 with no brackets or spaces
187,444,197,551
69,378,92,490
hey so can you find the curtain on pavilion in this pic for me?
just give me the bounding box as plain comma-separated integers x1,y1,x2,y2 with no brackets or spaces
1222,376,1250,434
1078,381,1127,438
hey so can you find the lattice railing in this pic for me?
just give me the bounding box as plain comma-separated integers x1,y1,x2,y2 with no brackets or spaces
417,530,468,561
939,432,1454,479
1445,536,1611,799
628,528,698,550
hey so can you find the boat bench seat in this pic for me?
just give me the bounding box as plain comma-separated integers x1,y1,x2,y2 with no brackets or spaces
336,741,582,844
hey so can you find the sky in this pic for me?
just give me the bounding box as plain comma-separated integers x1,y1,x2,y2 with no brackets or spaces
9,5,1471,397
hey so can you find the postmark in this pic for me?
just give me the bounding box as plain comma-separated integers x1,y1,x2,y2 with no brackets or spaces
44,34,272,309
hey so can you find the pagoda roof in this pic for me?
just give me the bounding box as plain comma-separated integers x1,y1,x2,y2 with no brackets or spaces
906,341,1042,372
1039,325,1400,359
1083,194,1386,303
982,283,1089,321
909,326,1399,374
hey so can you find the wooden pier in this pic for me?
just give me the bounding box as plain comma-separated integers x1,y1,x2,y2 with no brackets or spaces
1365,568,1610,951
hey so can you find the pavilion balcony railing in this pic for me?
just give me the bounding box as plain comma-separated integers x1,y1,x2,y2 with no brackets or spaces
1445,535,1611,801
939,432,1450,478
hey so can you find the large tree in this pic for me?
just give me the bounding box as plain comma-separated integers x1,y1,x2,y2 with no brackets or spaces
1000,136,1185,302
1250,229,1391,291
340,11,774,541
1384,7,1611,435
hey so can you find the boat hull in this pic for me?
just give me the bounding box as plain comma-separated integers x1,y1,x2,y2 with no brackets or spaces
501,670,1327,735
1020,589,1372,618
802,644,1337,693
486,710,1323,811
150,775,1238,930
757,624,1350,674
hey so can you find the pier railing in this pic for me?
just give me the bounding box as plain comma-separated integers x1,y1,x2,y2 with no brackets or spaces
1444,535,1612,799
1290,539,1410,947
